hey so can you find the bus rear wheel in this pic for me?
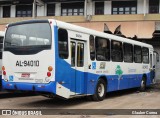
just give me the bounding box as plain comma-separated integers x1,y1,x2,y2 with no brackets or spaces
139,77,146,92
92,79,106,101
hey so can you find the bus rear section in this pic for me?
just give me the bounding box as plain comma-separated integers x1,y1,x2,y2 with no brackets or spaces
2,20,56,94
0,31,4,89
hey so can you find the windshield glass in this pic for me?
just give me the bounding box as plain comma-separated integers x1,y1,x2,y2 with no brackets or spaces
4,22,51,54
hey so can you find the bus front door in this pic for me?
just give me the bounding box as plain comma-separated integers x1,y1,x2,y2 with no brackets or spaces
150,52,154,83
71,40,85,95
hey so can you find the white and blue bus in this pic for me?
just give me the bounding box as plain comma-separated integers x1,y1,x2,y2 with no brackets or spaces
0,31,4,89
2,20,157,101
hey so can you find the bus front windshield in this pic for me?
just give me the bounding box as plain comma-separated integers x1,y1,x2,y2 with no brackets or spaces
4,22,51,54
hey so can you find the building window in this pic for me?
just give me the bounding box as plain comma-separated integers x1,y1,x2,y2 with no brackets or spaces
61,2,84,16
47,4,55,16
149,0,159,13
112,1,137,14
3,6,10,18
16,5,32,17
95,2,104,15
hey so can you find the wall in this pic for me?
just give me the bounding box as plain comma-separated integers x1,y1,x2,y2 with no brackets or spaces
11,5,15,17
37,5,45,16
104,1,111,15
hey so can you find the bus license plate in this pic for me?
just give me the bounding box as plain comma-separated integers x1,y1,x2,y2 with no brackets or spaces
21,73,30,78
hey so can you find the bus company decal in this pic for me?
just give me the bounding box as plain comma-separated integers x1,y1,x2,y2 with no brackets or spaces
115,65,123,78
128,68,136,73
142,65,148,69
99,62,106,69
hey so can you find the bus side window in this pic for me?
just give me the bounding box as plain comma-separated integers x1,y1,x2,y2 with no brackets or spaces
142,47,149,64
95,37,110,61
58,28,68,59
71,42,75,67
123,43,133,63
77,43,84,67
134,45,142,63
89,35,95,60
111,40,123,62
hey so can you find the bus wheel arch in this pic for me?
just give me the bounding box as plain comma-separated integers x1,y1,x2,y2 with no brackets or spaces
140,74,147,92
92,76,107,101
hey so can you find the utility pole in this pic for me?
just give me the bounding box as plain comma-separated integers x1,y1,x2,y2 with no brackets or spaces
32,0,36,19
32,0,44,19
143,0,146,16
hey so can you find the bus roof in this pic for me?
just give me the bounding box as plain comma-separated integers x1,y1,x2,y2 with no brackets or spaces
0,31,4,37
6,19,153,49
53,19,153,49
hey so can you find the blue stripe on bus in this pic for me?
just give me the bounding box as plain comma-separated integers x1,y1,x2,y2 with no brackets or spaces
54,56,152,94
2,70,152,94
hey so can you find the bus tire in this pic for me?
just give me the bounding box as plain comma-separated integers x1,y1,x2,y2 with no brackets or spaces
92,79,106,101
139,76,146,92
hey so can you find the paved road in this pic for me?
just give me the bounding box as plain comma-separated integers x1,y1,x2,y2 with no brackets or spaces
0,84,160,118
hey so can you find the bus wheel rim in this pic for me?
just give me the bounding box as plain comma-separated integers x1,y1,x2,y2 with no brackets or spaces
141,80,145,88
98,83,105,97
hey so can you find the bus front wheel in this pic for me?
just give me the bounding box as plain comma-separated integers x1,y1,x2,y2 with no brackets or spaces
92,79,106,101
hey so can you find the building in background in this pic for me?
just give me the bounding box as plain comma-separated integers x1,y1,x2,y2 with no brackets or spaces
1,0,160,79
0,0,159,38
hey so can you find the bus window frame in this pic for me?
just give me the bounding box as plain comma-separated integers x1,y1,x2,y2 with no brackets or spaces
134,45,142,63
58,28,69,59
95,36,110,61
142,47,149,64
111,40,123,62
123,42,133,63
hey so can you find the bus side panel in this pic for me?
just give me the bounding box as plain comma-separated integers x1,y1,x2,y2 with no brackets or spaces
54,26,86,95
118,75,129,90
146,72,152,86
54,26,73,93
87,74,119,94
107,75,118,92
127,75,142,89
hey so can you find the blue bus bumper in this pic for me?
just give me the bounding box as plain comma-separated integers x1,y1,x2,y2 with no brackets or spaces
2,80,56,94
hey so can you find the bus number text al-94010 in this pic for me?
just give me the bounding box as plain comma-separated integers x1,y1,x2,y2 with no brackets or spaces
16,60,39,67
